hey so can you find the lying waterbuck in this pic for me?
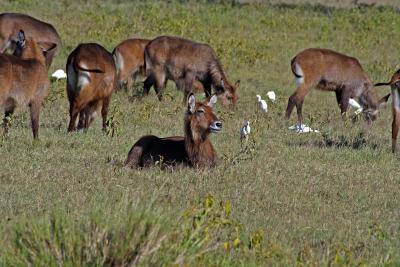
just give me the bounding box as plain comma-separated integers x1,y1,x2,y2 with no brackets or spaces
143,36,240,106
125,94,222,168
112,38,150,91
286,48,388,124
66,43,117,132
375,70,400,153
0,13,61,68
0,30,50,138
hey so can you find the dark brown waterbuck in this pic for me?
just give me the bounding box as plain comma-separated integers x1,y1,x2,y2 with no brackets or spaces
0,13,61,68
66,43,117,132
375,70,400,153
286,48,388,124
0,30,50,138
143,36,240,106
112,38,150,90
125,94,222,168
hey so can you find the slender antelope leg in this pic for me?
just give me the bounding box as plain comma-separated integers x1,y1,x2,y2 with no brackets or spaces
29,100,41,139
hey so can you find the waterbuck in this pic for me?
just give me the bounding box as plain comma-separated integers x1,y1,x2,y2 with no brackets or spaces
66,43,117,132
112,38,150,90
0,13,61,68
375,70,400,153
143,36,240,106
286,48,388,124
0,30,50,138
125,94,222,169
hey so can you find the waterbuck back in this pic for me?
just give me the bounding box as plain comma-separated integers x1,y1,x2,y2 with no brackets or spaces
286,48,385,124
66,43,117,132
143,36,239,106
0,30,50,138
0,13,61,68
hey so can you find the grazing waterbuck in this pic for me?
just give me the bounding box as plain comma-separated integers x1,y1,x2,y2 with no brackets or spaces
0,30,50,138
286,48,388,124
0,13,61,68
66,43,117,132
143,36,240,106
375,70,400,152
125,94,222,169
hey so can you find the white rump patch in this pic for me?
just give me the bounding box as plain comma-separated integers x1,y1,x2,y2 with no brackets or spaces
77,63,90,90
294,63,304,86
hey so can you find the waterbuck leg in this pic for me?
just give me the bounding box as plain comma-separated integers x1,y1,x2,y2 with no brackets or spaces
101,97,111,132
393,116,400,153
77,111,85,130
182,73,195,104
339,90,350,120
29,100,41,139
335,90,343,108
203,81,212,100
143,74,154,97
154,69,166,101
285,93,296,119
68,101,80,132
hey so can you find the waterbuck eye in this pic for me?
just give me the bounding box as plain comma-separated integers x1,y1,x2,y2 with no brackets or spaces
197,109,204,114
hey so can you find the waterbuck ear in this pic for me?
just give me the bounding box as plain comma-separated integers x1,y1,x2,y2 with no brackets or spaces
17,30,25,43
235,80,240,88
188,93,196,113
208,95,218,108
38,42,57,52
379,93,391,106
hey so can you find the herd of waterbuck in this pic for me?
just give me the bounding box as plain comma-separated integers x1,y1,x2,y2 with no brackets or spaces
0,12,399,169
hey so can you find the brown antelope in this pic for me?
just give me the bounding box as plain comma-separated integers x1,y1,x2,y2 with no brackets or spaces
125,94,222,168
0,13,61,68
112,38,150,90
143,36,240,106
375,70,400,153
0,30,50,138
286,48,388,124
66,43,117,132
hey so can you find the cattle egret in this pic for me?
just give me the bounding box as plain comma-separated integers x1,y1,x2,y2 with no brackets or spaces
240,120,251,140
266,91,276,102
289,123,320,133
349,98,363,115
51,69,67,80
256,94,268,112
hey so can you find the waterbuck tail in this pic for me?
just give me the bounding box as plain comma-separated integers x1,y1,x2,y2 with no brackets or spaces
112,49,122,76
290,57,303,78
374,82,391,87
75,62,104,73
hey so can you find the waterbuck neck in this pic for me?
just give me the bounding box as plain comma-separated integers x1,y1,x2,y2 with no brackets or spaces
184,116,216,167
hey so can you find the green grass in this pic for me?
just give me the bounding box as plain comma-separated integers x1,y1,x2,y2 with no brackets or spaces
1,0,400,265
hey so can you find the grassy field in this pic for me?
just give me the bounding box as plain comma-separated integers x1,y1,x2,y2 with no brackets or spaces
1,0,400,265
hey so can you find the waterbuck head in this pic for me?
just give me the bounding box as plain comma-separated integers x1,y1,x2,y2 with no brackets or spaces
185,93,222,140
13,29,55,66
216,79,240,107
359,83,389,122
